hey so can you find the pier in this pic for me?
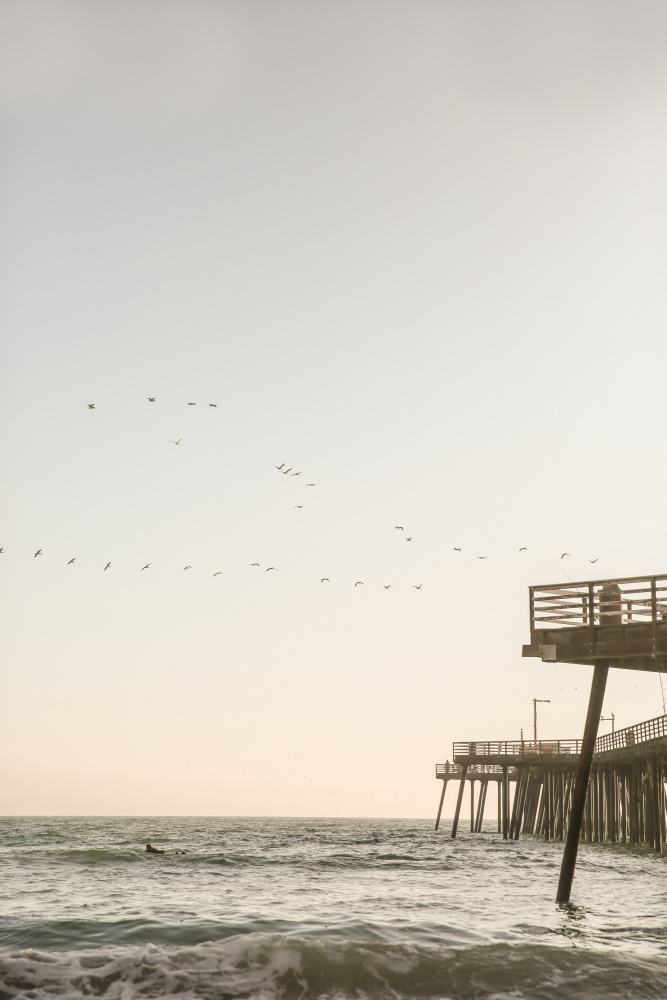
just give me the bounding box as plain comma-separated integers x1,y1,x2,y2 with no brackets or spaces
435,573,667,901
437,713,667,849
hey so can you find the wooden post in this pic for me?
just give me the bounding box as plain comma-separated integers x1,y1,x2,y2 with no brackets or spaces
502,766,509,840
451,767,468,839
544,769,551,841
556,660,609,903
434,778,448,831
497,780,502,832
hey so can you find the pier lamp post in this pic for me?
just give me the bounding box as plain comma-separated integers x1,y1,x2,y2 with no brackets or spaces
533,698,550,743
600,713,615,733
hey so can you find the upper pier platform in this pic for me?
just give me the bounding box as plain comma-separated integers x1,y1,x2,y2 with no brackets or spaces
522,573,667,671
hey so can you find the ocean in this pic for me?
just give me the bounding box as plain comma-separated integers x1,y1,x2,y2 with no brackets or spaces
1,816,666,999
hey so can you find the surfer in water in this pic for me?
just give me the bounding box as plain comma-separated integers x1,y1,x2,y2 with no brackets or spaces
145,843,165,855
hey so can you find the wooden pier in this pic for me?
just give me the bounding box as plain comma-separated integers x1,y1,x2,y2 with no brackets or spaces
435,573,667,901
436,713,667,850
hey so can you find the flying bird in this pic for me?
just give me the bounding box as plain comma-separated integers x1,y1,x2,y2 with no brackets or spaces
354,581,364,587
67,558,75,565
321,578,329,583
453,547,461,552
34,549,42,558
104,562,111,571
282,468,292,475
561,553,570,559
413,585,422,590
405,536,413,542
293,505,305,509
169,439,182,445
250,563,260,567
290,471,302,477
275,463,285,470
589,558,599,564
305,483,317,487
394,526,403,531
213,571,225,577
183,566,192,571
141,563,151,571
265,567,277,572
477,556,487,560
519,547,527,552
187,402,196,406
208,403,217,407
87,403,95,409
383,585,391,589
148,397,155,402
0,548,4,553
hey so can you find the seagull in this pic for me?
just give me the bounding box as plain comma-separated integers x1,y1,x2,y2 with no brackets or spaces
275,463,285,470
282,468,292,475
148,397,155,402
87,403,95,409
290,471,302,476
354,581,364,587
519,547,527,552
394,526,403,531
321,578,329,583
405,536,413,542
104,562,111,571
208,403,217,407
453,547,461,552
34,549,42,558
383,585,391,589
67,558,76,565
187,402,196,406
250,563,260,567
413,585,422,590
141,563,151,571
169,439,182,445
561,553,570,559
589,558,599,564
293,505,305,509
183,566,192,571
265,566,277,572
213,571,224,577
305,483,317,487
477,556,487,560
0,547,3,553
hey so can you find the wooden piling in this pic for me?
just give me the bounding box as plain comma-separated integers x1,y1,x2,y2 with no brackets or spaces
556,660,609,903
451,766,468,839
434,778,448,831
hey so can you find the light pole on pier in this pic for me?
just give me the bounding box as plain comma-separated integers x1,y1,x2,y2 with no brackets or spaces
533,698,550,743
600,713,615,733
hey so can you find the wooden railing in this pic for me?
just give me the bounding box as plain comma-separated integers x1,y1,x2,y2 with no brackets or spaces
435,763,516,778
529,574,667,632
452,739,582,757
595,713,667,754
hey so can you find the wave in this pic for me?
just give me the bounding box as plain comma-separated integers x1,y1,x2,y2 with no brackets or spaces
2,934,667,1000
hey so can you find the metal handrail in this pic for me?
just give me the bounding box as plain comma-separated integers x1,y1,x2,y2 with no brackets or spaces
436,763,517,778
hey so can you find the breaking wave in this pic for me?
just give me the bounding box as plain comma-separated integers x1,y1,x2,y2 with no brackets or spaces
2,934,667,1000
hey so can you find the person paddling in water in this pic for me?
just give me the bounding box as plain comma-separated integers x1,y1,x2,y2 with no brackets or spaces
145,842,165,855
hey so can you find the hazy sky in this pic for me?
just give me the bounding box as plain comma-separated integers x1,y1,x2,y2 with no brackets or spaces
2,0,667,818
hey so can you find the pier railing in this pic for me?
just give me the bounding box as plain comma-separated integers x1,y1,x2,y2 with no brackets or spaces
529,574,667,633
436,763,516,778
595,712,667,754
453,739,581,757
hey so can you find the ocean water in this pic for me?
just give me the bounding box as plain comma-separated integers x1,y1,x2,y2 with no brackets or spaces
1,817,666,1000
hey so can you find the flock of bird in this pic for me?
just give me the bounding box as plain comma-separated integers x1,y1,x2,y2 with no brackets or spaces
2,402,600,588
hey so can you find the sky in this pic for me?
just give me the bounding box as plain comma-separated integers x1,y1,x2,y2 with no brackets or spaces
1,0,667,818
